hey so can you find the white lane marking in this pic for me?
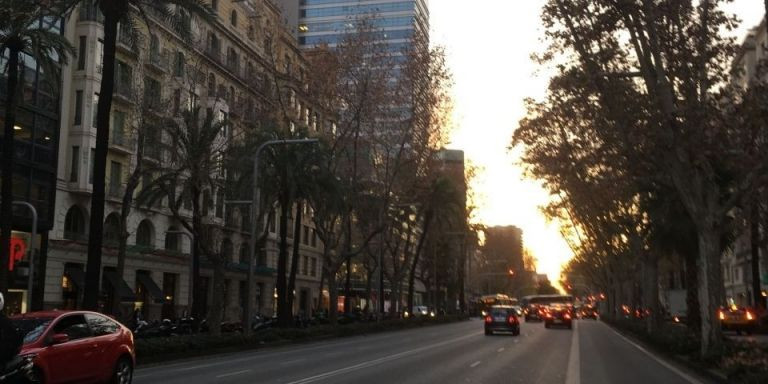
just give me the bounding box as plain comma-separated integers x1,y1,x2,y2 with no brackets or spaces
513,339,519,344
565,320,580,384
604,323,704,384
497,347,505,352
285,331,483,384
215,369,251,379
282,358,307,365
470,361,482,368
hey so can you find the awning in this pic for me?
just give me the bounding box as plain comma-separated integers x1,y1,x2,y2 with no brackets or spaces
64,267,85,289
102,270,136,302
136,273,165,304
414,280,427,293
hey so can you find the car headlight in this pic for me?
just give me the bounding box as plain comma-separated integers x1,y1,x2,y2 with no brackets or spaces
430,311,435,317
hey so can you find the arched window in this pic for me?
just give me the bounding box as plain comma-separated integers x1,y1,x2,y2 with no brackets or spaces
103,213,121,247
136,220,155,249
230,10,237,27
64,206,86,241
165,226,180,252
221,238,233,262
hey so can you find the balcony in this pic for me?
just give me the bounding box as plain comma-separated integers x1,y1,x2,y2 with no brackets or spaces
109,132,135,155
113,83,133,104
145,53,167,74
78,1,103,23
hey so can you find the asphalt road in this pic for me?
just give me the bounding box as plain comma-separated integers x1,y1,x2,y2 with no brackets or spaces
134,319,712,384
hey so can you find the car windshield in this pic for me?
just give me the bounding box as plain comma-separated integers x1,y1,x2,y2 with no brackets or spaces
11,317,54,344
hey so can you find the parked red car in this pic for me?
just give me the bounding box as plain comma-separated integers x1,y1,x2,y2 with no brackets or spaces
10,310,135,384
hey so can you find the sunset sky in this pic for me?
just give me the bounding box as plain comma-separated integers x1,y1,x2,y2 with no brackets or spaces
429,1,765,285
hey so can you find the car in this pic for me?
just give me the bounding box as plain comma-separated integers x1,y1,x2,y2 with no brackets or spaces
524,304,545,322
10,310,135,384
579,306,598,320
409,305,435,317
544,304,573,329
484,305,520,336
719,306,758,335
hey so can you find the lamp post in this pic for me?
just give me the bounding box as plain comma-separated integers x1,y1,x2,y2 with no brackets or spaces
13,201,36,313
243,139,318,335
166,230,193,316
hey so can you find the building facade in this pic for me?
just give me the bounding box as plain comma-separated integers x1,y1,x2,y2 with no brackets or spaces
35,0,329,322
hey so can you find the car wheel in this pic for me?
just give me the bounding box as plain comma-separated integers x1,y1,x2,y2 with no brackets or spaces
28,366,44,384
112,357,133,384
736,330,742,336
485,329,492,335
513,330,520,336
545,323,550,329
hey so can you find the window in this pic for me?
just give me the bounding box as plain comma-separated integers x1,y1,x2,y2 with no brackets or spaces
53,314,91,340
64,206,86,240
92,93,99,127
69,146,79,182
302,256,308,276
174,51,184,77
173,89,181,115
211,0,218,11
77,36,86,70
149,34,160,64
230,10,237,26
74,90,83,125
103,213,120,246
112,110,125,143
303,225,310,245
136,220,154,248
144,77,161,105
89,148,95,184
310,257,317,277
311,229,317,247
165,226,180,252
85,314,118,336
96,40,103,74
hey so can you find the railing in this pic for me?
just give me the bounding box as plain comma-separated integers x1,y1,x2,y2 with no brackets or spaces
110,132,136,149
114,82,133,100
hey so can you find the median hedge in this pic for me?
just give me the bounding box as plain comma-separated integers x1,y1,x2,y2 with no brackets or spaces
136,314,469,365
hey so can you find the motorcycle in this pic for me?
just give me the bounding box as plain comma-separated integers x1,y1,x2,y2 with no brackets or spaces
0,354,35,383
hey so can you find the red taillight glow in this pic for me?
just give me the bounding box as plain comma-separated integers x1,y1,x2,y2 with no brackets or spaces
746,311,754,321
564,313,572,320
485,316,492,324
508,315,518,324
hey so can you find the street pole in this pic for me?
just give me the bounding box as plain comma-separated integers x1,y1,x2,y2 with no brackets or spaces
245,139,318,335
166,230,193,317
13,201,36,313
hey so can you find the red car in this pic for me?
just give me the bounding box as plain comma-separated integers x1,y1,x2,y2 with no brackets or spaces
10,310,135,384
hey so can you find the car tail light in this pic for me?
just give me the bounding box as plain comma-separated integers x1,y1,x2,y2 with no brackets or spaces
508,315,518,324
564,313,571,320
718,311,725,320
746,311,754,321
485,316,492,324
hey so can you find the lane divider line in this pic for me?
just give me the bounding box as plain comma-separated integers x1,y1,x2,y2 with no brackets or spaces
565,320,580,384
215,369,251,379
603,323,704,384
470,361,481,368
497,347,505,352
285,331,483,384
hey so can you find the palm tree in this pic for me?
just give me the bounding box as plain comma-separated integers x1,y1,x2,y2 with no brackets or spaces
0,0,73,296
82,0,212,310
138,106,227,327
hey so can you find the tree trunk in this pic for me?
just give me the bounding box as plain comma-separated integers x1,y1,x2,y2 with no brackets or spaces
191,188,203,319
458,236,467,314
317,260,326,314
208,255,225,336
364,266,373,313
343,216,353,314
750,200,763,311
84,5,123,310
327,264,339,325
0,45,21,298
697,221,724,357
287,201,303,318
276,195,291,327
643,252,661,334
684,248,701,332
112,137,143,316
407,214,432,316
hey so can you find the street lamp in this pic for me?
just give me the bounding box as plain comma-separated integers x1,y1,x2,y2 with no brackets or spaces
244,138,318,335
166,230,193,315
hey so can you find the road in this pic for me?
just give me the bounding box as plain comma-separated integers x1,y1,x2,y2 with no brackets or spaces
134,319,711,384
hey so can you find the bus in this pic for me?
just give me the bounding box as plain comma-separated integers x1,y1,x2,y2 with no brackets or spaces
478,294,518,316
